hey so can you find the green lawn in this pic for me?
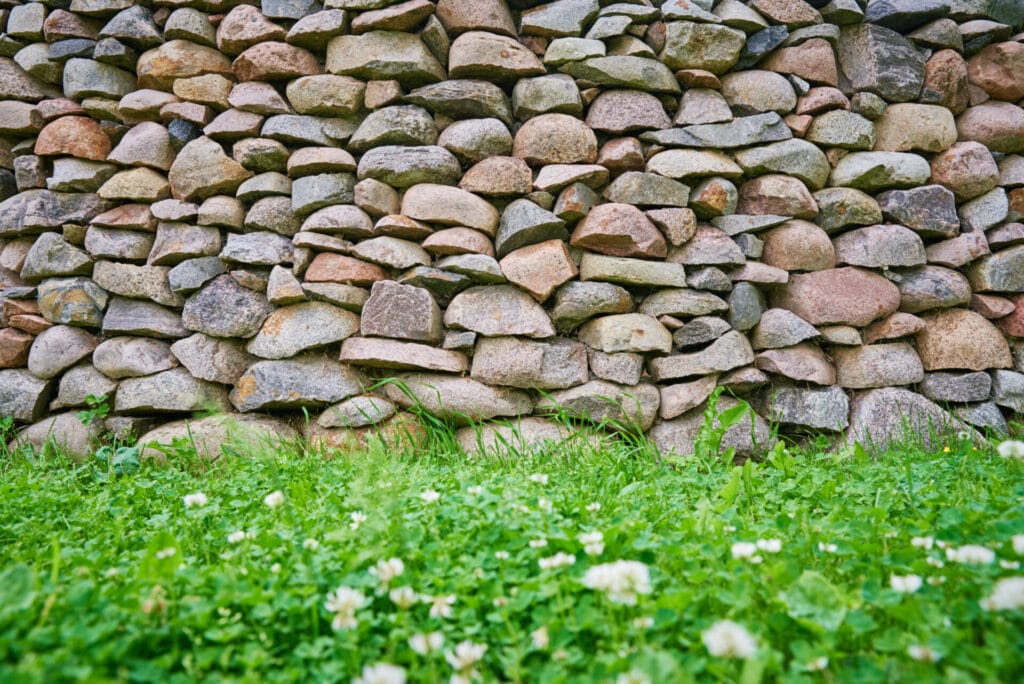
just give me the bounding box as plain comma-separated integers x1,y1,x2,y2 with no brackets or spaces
1,417,1023,683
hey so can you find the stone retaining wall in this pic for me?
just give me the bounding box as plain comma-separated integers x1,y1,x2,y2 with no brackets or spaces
2,0,1024,458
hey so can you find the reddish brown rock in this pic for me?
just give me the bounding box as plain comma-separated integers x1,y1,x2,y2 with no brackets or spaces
796,87,850,115
917,308,1012,371
216,5,286,55
42,10,100,41
755,344,835,385
750,0,821,26
459,156,533,197
921,49,969,114
761,220,835,272
0,328,33,368
436,0,517,37
862,312,926,344
137,40,235,90
234,43,321,81
736,175,818,219
499,240,578,302
996,295,1024,337
761,39,838,86
352,0,437,34
930,141,1000,201
833,344,924,389
972,293,1016,319
967,41,1024,102
305,253,390,287
423,228,495,257
513,113,598,165
570,203,667,259
956,101,1024,154
597,138,646,175
771,267,901,327
34,116,110,161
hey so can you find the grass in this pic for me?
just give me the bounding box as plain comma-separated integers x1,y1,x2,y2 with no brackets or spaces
0,414,1023,683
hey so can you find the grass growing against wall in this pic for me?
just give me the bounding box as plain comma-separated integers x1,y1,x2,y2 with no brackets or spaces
0,412,1023,683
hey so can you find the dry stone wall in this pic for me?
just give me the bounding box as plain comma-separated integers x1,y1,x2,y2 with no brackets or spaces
2,0,1024,458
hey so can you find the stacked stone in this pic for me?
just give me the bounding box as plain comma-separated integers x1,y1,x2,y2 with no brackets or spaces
0,0,1023,458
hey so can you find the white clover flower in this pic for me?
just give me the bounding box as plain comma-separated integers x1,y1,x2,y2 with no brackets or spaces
1000,560,1021,570
581,560,652,605
270,563,282,574
756,538,782,554
350,511,367,530
492,596,508,608
996,440,1024,460
807,656,829,672
353,662,407,684
586,502,601,512
227,531,246,544
409,631,444,655
907,645,941,663
531,625,549,650
529,538,548,549
425,594,456,618
494,550,510,561
183,492,208,508
538,497,553,513
369,558,405,586
579,530,605,556
890,574,923,593
731,542,762,563
817,542,838,553
420,490,441,504
264,490,285,509
155,547,176,560
303,538,320,551
538,552,576,570
724,525,737,532
445,640,487,672
1013,535,1024,556
946,544,996,565
927,576,946,586
702,620,757,659
467,486,483,496
325,586,365,631
633,616,654,629
980,576,1024,611
616,670,651,684
926,556,945,568
529,473,549,485
389,586,419,609
912,536,935,550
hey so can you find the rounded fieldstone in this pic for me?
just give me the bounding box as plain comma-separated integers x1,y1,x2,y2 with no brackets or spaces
512,113,598,165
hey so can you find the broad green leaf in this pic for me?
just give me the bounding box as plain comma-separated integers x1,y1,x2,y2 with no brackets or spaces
780,571,848,634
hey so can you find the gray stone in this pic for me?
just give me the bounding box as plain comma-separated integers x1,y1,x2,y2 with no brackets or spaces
221,232,295,267
535,380,660,431
438,118,512,164
357,146,462,188
953,402,1007,436
28,325,98,380
805,110,876,150
115,368,230,415
84,226,154,261
830,152,932,192
136,413,299,461
648,331,755,381
588,350,643,386
638,289,728,318
318,396,396,429
877,185,959,238
895,266,972,313
445,285,554,338
247,302,360,359
603,172,691,207
168,257,225,294
182,275,273,338
550,281,633,330
21,233,93,281
512,74,582,119
919,371,992,403
0,369,53,423
833,343,924,389
349,105,437,151
63,58,136,99
47,159,118,193
404,79,513,126
402,184,500,235
834,224,926,268
578,313,673,354
384,372,532,422
340,337,468,373
836,24,925,102
814,187,883,233
660,21,746,74
232,354,365,412
958,188,1008,233
641,113,792,149
728,282,765,332
149,223,223,265
102,297,189,338
752,385,850,431
495,200,567,258
648,397,773,460
92,261,183,307
521,0,601,37
751,309,819,349
559,56,680,93
360,280,441,342
292,173,355,217
733,139,831,191
991,369,1024,413
52,364,118,411
93,337,178,379
845,387,967,450
658,375,718,421
37,277,109,327
674,316,732,348
579,253,688,288
326,31,445,87
11,412,102,460
471,336,587,390
170,333,254,385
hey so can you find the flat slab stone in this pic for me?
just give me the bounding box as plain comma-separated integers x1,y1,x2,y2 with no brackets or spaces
751,384,850,432
231,354,366,412
832,343,924,389
340,337,468,373
444,285,554,338
470,336,587,390
0,369,53,423
383,372,533,422
247,301,360,359
535,380,660,431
